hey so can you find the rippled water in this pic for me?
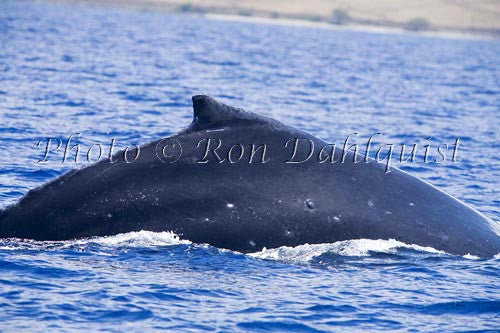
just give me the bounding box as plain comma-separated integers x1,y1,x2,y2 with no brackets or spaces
0,0,499,331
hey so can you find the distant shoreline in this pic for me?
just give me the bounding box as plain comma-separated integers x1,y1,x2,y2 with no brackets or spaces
40,0,500,41
205,14,496,41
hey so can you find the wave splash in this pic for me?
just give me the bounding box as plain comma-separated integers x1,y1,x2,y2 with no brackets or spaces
0,230,191,251
74,230,192,247
1,232,499,261
249,238,446,263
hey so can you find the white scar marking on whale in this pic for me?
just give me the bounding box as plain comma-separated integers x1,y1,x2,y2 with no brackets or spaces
205,128,225,132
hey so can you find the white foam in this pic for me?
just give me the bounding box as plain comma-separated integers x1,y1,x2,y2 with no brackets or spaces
77,230,191,247
0,245,18,250
1,233,498,260
0,230,190,251
249,239,445,263
463,253,480,260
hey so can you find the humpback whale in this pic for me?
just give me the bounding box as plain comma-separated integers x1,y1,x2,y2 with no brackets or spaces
0,95,499,256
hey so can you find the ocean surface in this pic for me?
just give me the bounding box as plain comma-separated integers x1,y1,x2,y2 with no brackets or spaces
0,0,499,331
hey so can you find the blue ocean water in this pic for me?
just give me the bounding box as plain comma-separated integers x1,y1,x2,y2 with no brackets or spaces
0,0,499,331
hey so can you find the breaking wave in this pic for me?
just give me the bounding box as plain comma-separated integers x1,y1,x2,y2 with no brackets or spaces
0,230,190,251
249,238,448,263
4,231,497,262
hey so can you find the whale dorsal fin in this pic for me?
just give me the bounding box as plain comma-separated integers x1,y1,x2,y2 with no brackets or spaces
190,95,269,130
188,95,295,135
192,95,246,123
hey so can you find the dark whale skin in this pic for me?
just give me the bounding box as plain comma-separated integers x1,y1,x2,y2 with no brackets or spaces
1,95,499,256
